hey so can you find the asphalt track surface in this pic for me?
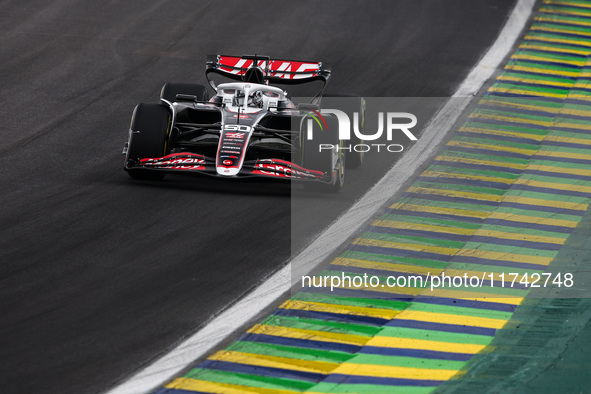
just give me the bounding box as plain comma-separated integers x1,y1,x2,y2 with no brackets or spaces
0,1,517,393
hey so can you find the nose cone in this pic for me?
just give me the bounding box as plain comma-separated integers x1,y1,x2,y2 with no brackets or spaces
216,166,240,176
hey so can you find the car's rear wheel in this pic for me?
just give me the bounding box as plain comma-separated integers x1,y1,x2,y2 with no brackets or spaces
125,103,171,180
160,83,209,103
322,94,366,168
301,115,344,193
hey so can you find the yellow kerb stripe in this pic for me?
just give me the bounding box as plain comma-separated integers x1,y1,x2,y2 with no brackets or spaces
510,53,586,66
353,238,460,256
545,136,591,146
421,170,515,185
553,121,591,131
478,98,560,114
540,6,591,16
332,257,444,276
531,25,591,38
446,140,537,156
459,125,546,141
247,324,370,346
543,1,591,9
557,107,591,117
514,178,591,194
455,248,553,266
280,299,401,320
389,202,491,219
444,269,537,282
407,186,504,202
207,350,338,373
368,336,487,354
331,363,461,381
527,163,591,177
394,309,509,329
519,43,590,56
536,15,591,27
372,219,477,235
488,211,580,228
524,34,591,48
504,64,579,77
331,282,423,296
435,154,527,170
166,378,298,394
470,111,554,127
426,289,524,306
503,195,588,211
497,74,573,88
473,228,567,245
536,149,591,162
487,87,566,98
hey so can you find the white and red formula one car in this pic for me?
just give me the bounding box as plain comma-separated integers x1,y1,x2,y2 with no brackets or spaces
122,54,365,192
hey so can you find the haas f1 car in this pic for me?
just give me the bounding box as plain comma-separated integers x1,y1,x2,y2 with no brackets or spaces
122,54,365,192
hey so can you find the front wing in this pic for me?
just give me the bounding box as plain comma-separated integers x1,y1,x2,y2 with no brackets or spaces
125,153,329,182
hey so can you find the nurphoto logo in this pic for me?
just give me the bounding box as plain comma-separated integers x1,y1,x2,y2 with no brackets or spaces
305,109,418,153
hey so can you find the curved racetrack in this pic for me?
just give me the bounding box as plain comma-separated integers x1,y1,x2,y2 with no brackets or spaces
0,1,516,393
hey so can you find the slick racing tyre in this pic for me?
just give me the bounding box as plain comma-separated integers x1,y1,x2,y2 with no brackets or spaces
322,94,366,169
125,103,171,180
160,83,209,103
302,115,345,193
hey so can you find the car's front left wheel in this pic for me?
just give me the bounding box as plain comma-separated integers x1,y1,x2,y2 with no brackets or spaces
125,103,171,180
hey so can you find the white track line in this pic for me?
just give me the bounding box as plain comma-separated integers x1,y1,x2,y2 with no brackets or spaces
107,1,535,392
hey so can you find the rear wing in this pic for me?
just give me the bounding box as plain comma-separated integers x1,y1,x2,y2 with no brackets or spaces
205,54,331,94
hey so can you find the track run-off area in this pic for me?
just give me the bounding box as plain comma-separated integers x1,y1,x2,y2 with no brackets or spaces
147,1,591,393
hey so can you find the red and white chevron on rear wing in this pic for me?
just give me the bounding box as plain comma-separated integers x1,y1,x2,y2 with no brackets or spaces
217,56,322,79
206,54,331,85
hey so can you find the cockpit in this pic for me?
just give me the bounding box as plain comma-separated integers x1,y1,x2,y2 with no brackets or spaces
215,82,288,112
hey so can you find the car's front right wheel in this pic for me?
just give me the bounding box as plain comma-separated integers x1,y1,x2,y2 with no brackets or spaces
302,115,344,193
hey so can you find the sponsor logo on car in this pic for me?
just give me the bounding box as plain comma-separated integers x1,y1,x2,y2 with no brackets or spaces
226,132,245,139
253,160,323,180
140,154,206,170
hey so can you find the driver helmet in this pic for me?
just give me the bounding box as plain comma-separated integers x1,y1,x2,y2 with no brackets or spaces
233,90,264,108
